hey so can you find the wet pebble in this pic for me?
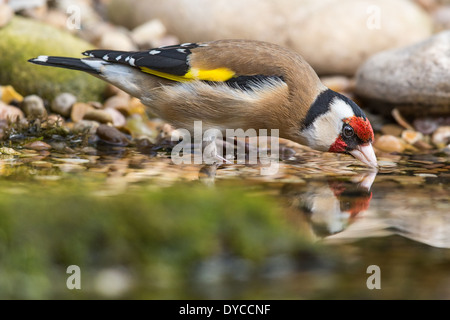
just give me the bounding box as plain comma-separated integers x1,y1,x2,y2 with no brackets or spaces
51,93,76,117
70,102,94,123
46,114,64,127
432,126,450,148
0,147,20,155
96,124,130,146
83,109,113,124
374,135,406,153
72,120,100,135
22,95,47,119
23,141,52,151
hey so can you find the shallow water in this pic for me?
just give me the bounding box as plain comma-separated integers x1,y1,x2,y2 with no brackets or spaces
0,142,448,299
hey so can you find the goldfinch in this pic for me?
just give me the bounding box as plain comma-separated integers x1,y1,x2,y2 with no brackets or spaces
29,39,377,167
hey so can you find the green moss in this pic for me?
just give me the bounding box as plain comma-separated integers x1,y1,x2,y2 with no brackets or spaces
0,180,310,299
0,17,106,102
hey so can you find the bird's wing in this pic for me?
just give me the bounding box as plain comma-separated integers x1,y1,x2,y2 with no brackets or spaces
83,41,286,89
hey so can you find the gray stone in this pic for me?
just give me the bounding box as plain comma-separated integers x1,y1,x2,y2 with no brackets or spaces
51,92,76,117
0,16,106,102
106,0,433,75
355,31,450,114
23,94,47,119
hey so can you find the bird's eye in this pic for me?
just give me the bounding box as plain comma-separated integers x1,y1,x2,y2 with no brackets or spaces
343,125,354,138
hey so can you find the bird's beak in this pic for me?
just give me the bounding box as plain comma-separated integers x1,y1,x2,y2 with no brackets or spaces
349,143,378,169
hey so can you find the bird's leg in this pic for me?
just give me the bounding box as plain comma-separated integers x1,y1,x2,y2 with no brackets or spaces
201,132,232,165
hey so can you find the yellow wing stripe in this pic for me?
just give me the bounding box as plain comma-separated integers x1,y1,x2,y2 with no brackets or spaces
140,67,235,82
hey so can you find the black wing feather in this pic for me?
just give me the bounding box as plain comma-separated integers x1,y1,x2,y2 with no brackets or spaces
83,43,200,76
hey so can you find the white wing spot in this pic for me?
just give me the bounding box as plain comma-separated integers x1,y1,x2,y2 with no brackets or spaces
89,53,95,57
34,55,48,63
149,50,161,55
129,57,136,66
176,49,187,53
116,55,122,61
181,43,192,47
103,54,109,61
125,56,130,62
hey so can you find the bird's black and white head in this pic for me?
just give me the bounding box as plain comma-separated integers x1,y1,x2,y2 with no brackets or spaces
299,89,377,168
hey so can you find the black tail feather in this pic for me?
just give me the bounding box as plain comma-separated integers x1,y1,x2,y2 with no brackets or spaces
28,56,100,74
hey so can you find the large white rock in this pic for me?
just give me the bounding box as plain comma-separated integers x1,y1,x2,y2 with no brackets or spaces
106,0,433,75
355,31,450,110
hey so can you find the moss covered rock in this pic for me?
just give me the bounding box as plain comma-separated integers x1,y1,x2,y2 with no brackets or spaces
0,16,106,102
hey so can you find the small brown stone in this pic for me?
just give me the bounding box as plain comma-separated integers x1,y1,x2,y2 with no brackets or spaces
381,124,404,137
103,94,130,110
71,102,95,123
103,108,126,127
0,102,24,121
374,135,406,153
401,129,423,145
96,124,130,146
51,93,76,117
23,141,52,151
83,109,113,124
432,126,450,148
22,95,47,119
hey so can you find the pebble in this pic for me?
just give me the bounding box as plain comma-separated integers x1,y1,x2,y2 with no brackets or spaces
131,19,167,48
103,108,126,127
432,126,450,148
42,9,69,30
0,102,24,121
413,118,439,135
22,95,47,119
0,146,20,155
46,114,64,127
320,76,354,93
0,85,23,104
72,120,100,136
401,130,423,145
109,0,432,75
103,95,130,110
355,30,450,112
0,3,13,27
70,102,95,123
374,135,406,153
83,109,113,124
8,0,46,11
381,124,404,137
96,124,130,146
99,28,137,51
51,93,76,117
432,5,450,31
23,141,52,151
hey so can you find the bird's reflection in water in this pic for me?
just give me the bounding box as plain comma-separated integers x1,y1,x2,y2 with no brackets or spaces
281,171,376,239
198,162,377,239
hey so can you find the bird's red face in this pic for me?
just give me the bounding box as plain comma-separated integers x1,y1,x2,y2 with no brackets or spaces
299,89,378,168
329,116,377,168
